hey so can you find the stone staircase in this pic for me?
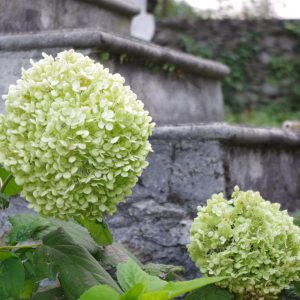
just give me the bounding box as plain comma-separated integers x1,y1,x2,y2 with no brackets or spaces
0,0,300,274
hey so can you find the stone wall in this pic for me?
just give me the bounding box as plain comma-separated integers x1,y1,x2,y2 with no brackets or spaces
0,30,228,124
0,0,139,36
154,19,300,123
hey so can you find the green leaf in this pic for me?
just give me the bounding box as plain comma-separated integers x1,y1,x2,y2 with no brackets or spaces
0,192,9,209
99,52,110,62
38,218,100,253
0,251,15,262
79,285,120,300
0,167,22,196
117,259,167,293
184,285,235,300
20,280,37,299
120,283,145,300
7,214,100,253
32,287,66,300
34,228,121,300
293,211,300,227
101,243,142,271
0,256,25,299
142,263,185,280
142,277,226,300
6,214,49,245
78,218,113,246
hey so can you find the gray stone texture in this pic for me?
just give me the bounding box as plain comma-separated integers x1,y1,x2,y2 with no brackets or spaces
0,30,228,124
0,0,139,36
107,124,300,273
154,19,300,107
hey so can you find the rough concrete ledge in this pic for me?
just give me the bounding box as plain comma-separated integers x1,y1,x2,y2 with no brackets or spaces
84,0,140,16
0,30,229,79
152,123,300,146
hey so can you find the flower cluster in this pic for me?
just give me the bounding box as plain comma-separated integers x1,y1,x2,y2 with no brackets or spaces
188,187,300,299
0,50,154,221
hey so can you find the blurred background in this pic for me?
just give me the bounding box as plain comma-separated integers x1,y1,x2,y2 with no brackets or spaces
152,0,300,126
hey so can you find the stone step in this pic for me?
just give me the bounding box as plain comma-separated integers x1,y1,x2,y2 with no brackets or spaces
0,0,139,36
0,29,229,124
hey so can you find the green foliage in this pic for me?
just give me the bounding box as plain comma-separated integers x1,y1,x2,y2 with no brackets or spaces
294,211,300,227
32,287,66,300
6,214,49,245
154,0,198,19
0,254,25,299
34,228,121,299
6,214,100,253
77,218,113,246
99,51,110,62
142,263,185,280
116,259,167,292
81,258,225,300
38,218,101,253
184,285,235,300
0,166,21,197
79,285,120,300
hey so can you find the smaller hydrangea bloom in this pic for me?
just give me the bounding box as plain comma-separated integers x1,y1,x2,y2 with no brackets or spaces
188,187,300,299
0,50,154,221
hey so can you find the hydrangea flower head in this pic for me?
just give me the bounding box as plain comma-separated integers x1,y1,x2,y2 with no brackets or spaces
188,187,300,299
0,50,154,221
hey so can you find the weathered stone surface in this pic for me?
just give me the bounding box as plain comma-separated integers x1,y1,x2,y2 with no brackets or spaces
0,0,139,36
108,124,300,274
154,19,300,108
0,30,228,124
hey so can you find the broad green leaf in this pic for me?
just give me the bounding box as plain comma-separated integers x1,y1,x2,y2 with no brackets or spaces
0,167,22,196
117,259,167,293
38,218,100,253
0,256,25,299
120,283,145,300
142,277,226,300
293,211,300,227
184,285,234,300
101,243,142,271
32,287,66,300
7,214,100,253
140,290,168,300
79,285,120,300
0,251,15,262
34,228,121,300
142,263,185,279
20,280,37,299
6,214,50,245
78,218,113,246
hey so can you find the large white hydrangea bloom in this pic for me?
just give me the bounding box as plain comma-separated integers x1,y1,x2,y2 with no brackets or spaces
0,50,154,221
188,187,300,299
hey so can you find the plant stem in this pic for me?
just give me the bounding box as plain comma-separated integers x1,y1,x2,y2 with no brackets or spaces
0,243,42,250
0,174,13,193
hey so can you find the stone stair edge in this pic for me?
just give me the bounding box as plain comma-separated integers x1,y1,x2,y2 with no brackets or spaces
152,123,300,146
0,29,230,79
83,0,140,16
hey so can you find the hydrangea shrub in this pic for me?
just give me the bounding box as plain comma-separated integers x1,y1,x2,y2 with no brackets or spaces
0,50,154,221
188,187,300,299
